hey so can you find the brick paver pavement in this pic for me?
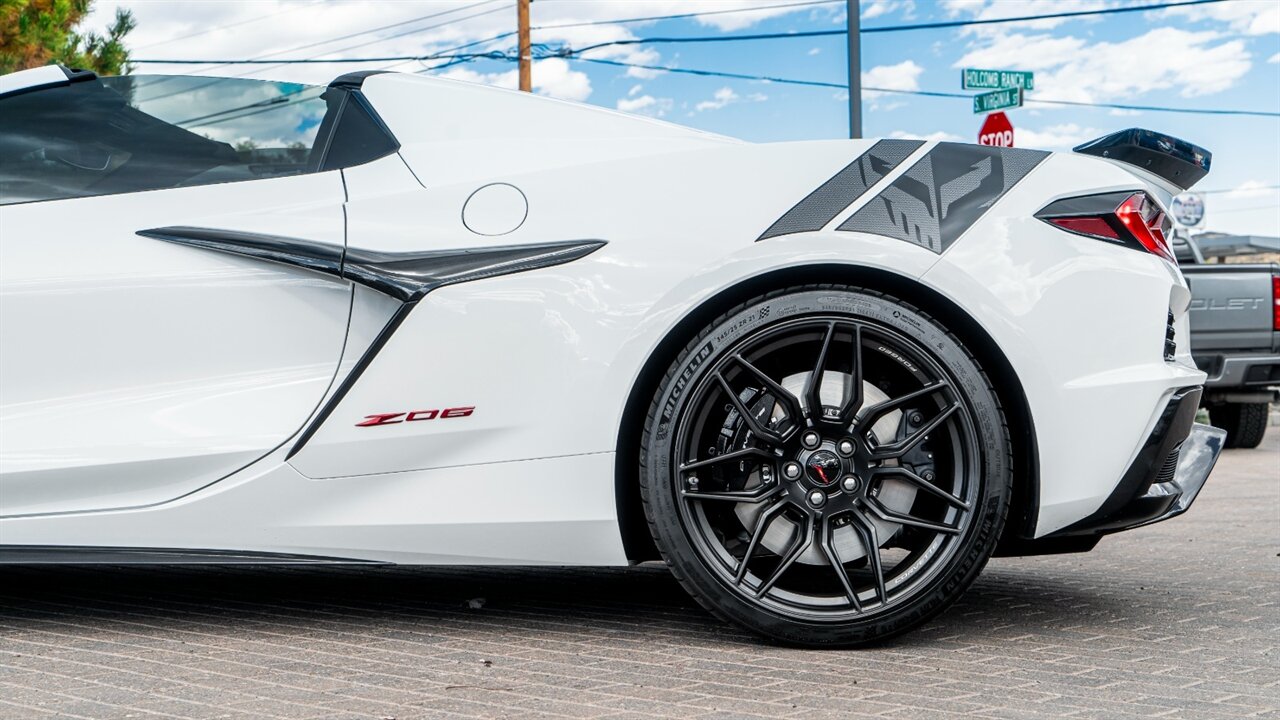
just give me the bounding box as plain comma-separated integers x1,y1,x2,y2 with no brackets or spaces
1,434,1276,719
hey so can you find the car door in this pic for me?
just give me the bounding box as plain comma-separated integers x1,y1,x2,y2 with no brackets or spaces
0,71,393,516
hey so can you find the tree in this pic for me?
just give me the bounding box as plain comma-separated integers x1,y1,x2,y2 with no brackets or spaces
0,0,135,76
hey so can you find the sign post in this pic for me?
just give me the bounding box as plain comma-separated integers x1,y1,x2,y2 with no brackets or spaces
978,112,1014,148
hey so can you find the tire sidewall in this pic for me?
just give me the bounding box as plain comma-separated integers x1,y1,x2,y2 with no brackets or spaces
641,287,1011,645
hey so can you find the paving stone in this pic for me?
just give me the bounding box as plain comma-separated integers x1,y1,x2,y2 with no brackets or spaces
0,435,1276,719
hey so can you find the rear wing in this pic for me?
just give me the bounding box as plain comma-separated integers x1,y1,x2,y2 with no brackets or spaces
1074,128,1211,191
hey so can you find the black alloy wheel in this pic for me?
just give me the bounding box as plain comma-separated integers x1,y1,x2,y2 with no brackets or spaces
640,285,1012,646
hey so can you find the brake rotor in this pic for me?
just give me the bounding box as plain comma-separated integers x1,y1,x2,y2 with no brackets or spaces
733,372,917,565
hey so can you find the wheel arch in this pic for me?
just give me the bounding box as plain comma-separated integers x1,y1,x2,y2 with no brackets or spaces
613,263,1040,562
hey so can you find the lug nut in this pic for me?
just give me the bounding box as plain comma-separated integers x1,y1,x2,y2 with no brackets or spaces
807,490,826,508
841,475,860,493
909,412,924,425
921,470,936,482
783,462,802,481
837,439,855,456
801,430,821,449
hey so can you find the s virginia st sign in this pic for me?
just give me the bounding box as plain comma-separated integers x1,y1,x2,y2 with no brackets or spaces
973,87,1023,114
978,112,1014,147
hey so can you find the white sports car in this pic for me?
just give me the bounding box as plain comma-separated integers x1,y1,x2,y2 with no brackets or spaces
0,65,1225,646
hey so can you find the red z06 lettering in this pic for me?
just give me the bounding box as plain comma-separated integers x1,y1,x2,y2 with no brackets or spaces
355,407,474,427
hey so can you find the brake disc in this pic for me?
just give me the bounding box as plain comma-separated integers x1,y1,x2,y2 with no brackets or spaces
733,373,917,565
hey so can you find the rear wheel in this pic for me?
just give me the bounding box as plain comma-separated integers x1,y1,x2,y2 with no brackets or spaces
639,285,1012,646
1213,401,1268,449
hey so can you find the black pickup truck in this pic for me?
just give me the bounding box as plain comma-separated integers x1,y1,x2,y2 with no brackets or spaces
1177,253,1279,448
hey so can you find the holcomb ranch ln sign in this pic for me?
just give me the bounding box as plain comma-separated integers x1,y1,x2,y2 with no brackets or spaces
962,68,1035,91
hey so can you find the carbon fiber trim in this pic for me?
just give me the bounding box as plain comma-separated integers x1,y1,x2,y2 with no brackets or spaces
838,143,1048,253
756,139,923,241
139,227,605,302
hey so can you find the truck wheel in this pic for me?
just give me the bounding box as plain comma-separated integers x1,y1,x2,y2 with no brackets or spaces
1214,402,1269,449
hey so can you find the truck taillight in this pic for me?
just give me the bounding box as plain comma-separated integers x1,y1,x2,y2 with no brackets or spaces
1035,191,1175,263
1273,273,1280,331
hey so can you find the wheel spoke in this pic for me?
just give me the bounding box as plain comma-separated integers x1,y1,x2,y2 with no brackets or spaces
847,510,887,605
753,513,814,598
803,322,836,423
683,483,782,504
679,446,773,472
817,515,861,611
735,500,789,583
715,372,786,446
871,467,970,509
870,403,959,459
856,380,950,433
729,354,803,429
843,323,864,421
865,496,962,535
803,322,865,428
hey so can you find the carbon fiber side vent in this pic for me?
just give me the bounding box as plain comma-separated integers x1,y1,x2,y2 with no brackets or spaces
839,143,1048,253
756,139,923,241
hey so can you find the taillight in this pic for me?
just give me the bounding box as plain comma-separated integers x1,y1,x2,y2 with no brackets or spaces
1272,272,1280,331
1036,191,1175,263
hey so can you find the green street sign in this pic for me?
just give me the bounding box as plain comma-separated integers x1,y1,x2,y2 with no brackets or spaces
973,87,1023,114
962,68,1035,91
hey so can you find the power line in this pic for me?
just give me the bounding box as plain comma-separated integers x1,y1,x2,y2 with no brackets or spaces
566,56,1280,118
533,0,841,32
134,2,508,104
1212,203,1280,214
1197,184,1280,195
862,0,1229,33
145,0,504,73
134,1,324,50
134,0,1235,65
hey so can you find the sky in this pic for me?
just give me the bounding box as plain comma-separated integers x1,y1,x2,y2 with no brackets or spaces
87,0,1280,237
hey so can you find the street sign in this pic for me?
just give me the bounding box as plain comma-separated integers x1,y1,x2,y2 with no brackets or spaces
962,68,1035,91
978,112,1014,147
1171,193,1206,228
973,87,1022,114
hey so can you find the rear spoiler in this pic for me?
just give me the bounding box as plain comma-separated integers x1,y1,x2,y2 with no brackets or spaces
1074,128,1211,191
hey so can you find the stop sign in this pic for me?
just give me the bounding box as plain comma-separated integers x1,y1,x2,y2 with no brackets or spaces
978,112,1014,147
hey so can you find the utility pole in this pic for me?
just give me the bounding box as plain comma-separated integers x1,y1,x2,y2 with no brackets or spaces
847,0,861,138
517,0,532,92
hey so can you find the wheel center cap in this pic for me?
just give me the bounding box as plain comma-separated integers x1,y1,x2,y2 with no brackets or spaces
804,450,841,487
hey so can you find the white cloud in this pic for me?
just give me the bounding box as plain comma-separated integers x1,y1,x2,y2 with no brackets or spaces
439,57,591,102
88,0,837,89
862,60,924,93
861,60,923,110
863,0,915,20
616,93,673,117
956,28,1252,103
1270,52,1280,64
1162,0,1280,36
890,130,964,142
692,86,767,112
1014,123,1099,150
808,47,822,56
940,0,1111,35
696,87,739,112
1226,180,1280,200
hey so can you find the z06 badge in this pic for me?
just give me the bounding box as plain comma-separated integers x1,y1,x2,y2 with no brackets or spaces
355,407,475,427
